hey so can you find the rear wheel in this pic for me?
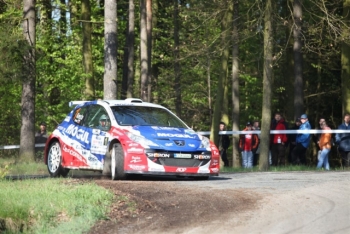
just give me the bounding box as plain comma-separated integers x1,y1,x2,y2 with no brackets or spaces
111,143,126,180
47,141,69,177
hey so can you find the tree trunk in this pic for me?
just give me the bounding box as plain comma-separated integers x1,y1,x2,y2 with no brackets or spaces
210,2,233,164
104,0,117,99
285,0,294,122
150,0,158,103
82,0,94,100
140,0,148,101
20,0,36,161
293,0,303,119
231,0,240,168
259,0,274,171
147,0,152,102
173,0,181,117
122,0,135,99
342,0,350,115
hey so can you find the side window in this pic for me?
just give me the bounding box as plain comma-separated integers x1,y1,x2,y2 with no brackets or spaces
73,106,88,125
83,105,111,131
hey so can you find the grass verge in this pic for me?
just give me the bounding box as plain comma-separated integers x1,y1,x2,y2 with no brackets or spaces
0,178,113,233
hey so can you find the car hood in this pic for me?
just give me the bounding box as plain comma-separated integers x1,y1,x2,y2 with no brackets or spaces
131,125,203,150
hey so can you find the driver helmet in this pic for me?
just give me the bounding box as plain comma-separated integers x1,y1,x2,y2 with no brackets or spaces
99,114,110,127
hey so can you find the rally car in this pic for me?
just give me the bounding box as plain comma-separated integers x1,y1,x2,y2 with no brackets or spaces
44,98,220,180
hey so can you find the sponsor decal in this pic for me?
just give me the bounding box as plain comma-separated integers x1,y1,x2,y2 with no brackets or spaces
211,159,219,166
63,144,84,162
104,137,108,145
174,153,192,158
176,167,187,172
90,145,106,155
91,136,104,146
151,126,181,131
157,133,196,139
58,126,65,131
146,153,171,158
211,168,219,173
194,155,211,160
88,156,98,162
213,150,220,156
92,129,101,135
184,129,197,135
127,147,144,153
111,128,124,136
65,124,90,143
129,143,139,147
64,116,71,122
129,165,146,170
165,143,173,147
130,156,142,163
174,140,185,146
148,167,165,172
188,144,196,147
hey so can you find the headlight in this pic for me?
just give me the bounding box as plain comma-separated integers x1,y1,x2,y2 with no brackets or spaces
200,136,210,149
126,132,159,148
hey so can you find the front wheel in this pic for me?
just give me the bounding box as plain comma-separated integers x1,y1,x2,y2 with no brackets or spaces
47,141,69,177
111,143,126,180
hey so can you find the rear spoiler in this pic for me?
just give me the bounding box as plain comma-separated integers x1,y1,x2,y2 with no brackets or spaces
69,101,89,107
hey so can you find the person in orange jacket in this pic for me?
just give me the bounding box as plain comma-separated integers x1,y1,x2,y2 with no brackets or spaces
239,122,259,168
317,121,331,170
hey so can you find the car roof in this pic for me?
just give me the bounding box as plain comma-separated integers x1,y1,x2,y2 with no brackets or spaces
69,98,166,109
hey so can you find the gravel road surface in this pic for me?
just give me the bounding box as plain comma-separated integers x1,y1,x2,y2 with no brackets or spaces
177,171,350,234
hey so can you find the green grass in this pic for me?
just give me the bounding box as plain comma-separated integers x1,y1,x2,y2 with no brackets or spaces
0,178,114,233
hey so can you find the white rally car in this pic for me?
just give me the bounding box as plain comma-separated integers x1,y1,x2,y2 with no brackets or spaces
44,98,220,180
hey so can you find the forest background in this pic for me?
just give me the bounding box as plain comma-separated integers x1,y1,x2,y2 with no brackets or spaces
0,0,350,169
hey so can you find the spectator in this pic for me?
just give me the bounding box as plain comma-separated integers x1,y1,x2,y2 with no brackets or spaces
218,122,230,167
252,120,261,166
270,113,288,166
35,122,48,143
288,118,301,164
292,114,311,165
239,122,259,168
313,117,326,151
335,113,350,167
317,121,331,170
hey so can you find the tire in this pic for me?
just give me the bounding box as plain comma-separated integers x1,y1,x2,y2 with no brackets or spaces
47,141,69,177
111,143,126,180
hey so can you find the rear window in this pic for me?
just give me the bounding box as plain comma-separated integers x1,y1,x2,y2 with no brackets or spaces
111,106,188,128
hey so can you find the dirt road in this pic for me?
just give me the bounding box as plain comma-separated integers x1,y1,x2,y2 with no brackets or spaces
90,171,350,234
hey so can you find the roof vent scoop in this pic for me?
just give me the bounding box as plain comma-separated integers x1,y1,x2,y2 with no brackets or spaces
125,98,143,103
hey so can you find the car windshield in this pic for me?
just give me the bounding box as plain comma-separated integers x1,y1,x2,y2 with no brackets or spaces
111,106,188,128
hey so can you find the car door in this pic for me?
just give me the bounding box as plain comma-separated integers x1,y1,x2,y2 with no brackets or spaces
63,105,92,167
82,104,110,169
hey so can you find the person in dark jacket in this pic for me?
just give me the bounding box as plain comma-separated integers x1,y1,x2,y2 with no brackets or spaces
288,118,301,164
219,122,230,167
270,113,288,166
252,120,261,166
239,122,259,168
35,122,48,143
335,113,350,167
